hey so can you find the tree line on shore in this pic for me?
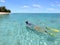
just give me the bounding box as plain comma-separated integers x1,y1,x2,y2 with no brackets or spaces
0,6,11,13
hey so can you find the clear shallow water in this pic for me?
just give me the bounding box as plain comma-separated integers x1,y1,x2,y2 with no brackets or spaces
0,13,60,45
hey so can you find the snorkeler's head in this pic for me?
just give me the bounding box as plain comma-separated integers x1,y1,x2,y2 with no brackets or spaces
25,21,28,24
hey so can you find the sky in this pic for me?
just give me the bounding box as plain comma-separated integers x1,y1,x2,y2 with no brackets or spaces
0,0,60,13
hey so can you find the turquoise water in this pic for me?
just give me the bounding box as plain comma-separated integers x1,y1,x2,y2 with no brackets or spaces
0,13,60,45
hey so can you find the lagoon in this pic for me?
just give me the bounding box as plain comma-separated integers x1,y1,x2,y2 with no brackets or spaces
0,13,60,45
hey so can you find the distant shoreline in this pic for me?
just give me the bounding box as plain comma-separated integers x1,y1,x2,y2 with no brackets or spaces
0,12,10,15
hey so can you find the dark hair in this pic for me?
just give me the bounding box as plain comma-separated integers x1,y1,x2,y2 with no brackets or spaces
25,21,28,24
